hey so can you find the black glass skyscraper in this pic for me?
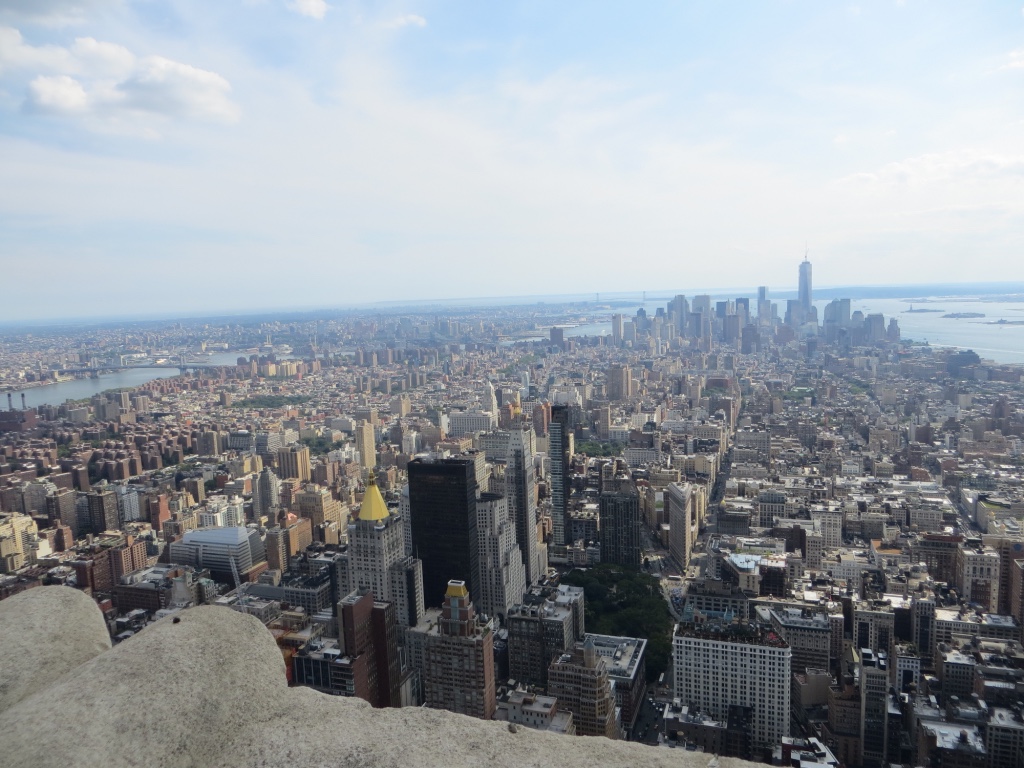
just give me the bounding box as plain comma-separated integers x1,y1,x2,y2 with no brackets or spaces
598,477,642,566
549,405,571,547
408,456,480,609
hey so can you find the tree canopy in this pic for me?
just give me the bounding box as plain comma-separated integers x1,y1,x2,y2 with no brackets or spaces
560,564,673,682
300,435,344,455
575,440,624,457
231,394,309,409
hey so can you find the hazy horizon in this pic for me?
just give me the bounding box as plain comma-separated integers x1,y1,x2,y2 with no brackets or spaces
2,279,1024,329
2,2,1023,321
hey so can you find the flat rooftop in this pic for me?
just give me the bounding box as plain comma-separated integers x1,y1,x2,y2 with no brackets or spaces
583,633,647,681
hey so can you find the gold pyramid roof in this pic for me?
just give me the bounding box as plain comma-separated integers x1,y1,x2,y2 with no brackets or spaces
358,471,390,522
445,580,469,599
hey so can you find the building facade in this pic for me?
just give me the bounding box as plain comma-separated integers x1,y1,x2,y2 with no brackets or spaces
599,478,642,567
408,456,480,609
422,581,496,720
673,620,792,749
547,637,618,739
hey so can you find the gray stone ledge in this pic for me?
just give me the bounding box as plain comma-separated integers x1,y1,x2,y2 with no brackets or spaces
0,588,757,768
0,586,111,714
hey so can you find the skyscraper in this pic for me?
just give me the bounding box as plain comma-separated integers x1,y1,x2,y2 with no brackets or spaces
295,484,346,528
757,286,772,326
348,472,425,628
605,365,631,401
198,429,222,456
294,589,402,708
666,482,694,571
46,487,79,538
408,456,480,608
422,580,496,720
475,492,526,622
798,256,812,316
265,518,312,572
549,405,571,547
86,489,119,534
0,512,39,572
506,426,540,584
860,649,889,768
549,326,564,350
253,467,281,520
506,591,580,688
355,420,376,470
277,445,311,482
598,477,642,567
547,637,618,739
669,295,688,330
484,380,498,416
673,618,791,749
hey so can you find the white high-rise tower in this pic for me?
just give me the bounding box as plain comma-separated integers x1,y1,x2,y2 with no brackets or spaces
484,380,499,416
475,492,526,622
348,472,425,628
507,426,540,584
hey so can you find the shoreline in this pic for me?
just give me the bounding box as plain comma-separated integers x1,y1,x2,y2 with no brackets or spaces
901,339,1024,369
0,367,179,395
0,378,79,394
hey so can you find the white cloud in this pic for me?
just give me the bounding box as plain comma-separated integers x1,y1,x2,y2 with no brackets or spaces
838,151,1024,189
286,0,327,20
0,26,75,73
2,28,238,126
117,56,239,122
71,36,134,78
25,73,88,113
383,14,426,29
1001,49,1024,70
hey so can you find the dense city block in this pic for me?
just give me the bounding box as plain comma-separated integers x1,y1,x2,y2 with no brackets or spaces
4,264,1024,767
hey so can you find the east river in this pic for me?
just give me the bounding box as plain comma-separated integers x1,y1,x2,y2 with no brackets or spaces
4,352,245,409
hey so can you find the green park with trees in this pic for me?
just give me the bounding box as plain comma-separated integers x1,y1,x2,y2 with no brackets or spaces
560,563,673,682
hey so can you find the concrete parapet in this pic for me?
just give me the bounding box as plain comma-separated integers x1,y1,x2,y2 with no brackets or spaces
0,587,758,768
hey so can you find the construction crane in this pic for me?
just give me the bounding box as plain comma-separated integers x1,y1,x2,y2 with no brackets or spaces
229,555,248,610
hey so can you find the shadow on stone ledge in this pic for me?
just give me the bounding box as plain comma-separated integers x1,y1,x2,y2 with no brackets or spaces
0,587,755,768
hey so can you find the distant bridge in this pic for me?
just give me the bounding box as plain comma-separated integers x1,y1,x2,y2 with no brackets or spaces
55,363,233,375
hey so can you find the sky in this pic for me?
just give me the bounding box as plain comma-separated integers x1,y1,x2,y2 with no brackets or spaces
1,1,1023,321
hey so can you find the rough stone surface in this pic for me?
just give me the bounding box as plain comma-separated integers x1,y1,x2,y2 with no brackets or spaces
0,586,111,714
0,588,757,768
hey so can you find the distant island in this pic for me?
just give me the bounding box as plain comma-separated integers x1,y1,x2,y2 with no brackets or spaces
942,312,985,319
983,318,1024,325
905,307,943,313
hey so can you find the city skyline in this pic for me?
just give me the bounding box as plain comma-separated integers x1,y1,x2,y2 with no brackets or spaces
4,275,1024,327
6,4,1024,763
4,246,1024,764
2,2,1024,320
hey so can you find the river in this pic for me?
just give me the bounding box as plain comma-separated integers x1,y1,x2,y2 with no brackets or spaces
4,352,247,410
